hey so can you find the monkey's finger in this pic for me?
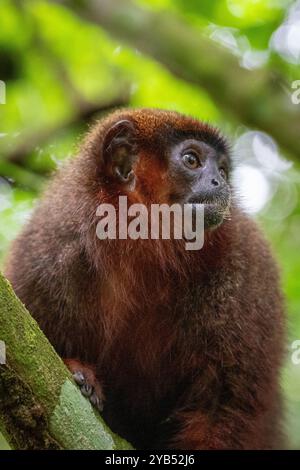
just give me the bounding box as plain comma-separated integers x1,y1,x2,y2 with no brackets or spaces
81,383,93,397
73,371,85,386
90,391,104,412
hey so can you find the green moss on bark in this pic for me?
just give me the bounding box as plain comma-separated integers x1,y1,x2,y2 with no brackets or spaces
0,272,133,450
0,273,66,413
0,365,61,449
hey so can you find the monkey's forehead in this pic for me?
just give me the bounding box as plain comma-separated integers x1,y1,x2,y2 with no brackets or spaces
99,108,228,153
83,108,229,160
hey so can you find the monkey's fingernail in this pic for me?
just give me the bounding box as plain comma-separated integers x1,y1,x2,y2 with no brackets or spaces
73,371,85,386
90,393,97,406
96,398,104,412
97,400,104,412
90,393,103,411
81,384,93,397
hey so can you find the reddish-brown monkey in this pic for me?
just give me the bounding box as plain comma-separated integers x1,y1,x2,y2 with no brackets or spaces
5,109,285,449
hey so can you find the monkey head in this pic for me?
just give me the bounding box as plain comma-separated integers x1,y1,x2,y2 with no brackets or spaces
86,108,232,230
167,136,231,229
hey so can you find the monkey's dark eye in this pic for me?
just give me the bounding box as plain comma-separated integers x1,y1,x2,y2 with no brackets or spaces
182,152,201,169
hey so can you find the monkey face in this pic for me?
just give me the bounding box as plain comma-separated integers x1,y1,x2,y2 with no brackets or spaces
99,112,231,230
167,138,231,229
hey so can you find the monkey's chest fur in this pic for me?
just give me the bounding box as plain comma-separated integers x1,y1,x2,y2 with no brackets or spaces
91,256,230,448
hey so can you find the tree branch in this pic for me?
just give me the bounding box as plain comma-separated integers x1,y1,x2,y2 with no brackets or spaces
58,0,300,158
0,271,133,450
6,94,129,166
5,4,130,166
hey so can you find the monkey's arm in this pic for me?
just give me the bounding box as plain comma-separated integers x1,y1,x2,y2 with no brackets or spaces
167,254,284,450
168,383,275,449
167,344,283,450
168,324,283,450
171,217,285,449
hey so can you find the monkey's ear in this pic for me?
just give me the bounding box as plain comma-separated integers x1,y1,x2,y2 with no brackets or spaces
103,119,137,187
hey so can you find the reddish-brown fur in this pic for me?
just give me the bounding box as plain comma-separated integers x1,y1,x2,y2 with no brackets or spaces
5,109,285,449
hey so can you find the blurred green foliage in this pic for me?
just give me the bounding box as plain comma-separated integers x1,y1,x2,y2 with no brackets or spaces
0,0,300,449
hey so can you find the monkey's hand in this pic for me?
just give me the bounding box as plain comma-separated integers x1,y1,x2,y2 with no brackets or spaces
64,359,105,412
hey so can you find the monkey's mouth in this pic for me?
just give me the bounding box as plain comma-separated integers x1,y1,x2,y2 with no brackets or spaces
187,194,231,230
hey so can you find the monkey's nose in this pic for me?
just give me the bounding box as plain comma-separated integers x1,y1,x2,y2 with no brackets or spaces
211,178,220,186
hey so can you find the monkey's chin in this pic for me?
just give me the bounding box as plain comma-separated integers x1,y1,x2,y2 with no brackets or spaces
189,202,229,230
203,204,226,230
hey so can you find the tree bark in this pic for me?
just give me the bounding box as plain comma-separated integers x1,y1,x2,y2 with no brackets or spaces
59,0,300,159
0,271,133,450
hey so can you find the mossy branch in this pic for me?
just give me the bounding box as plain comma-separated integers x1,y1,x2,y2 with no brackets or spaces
60,0,300,159
0,271,133,450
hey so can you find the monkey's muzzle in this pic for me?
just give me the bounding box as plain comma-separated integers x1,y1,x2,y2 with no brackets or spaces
187,189,231,229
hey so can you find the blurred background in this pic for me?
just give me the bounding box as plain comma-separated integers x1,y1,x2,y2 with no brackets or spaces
0,0,300,449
